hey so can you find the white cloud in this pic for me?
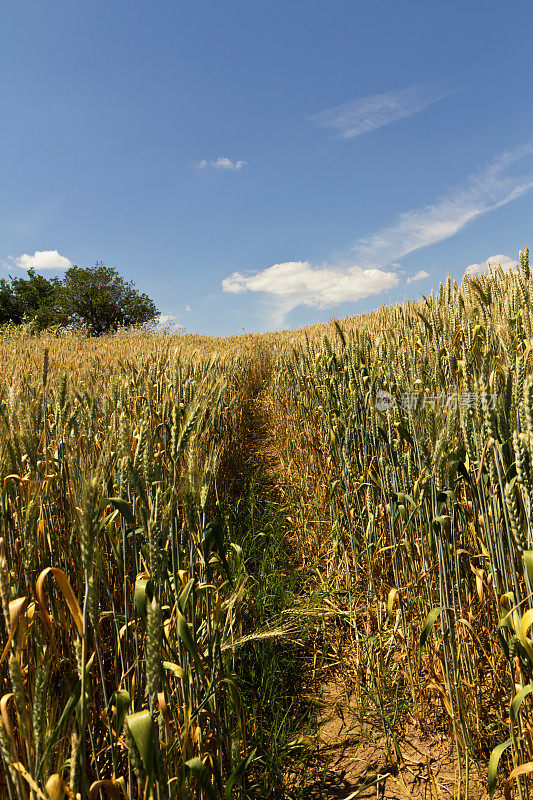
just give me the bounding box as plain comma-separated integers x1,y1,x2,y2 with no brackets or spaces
13,249,71,271
351,143,533,267
464,254,517,277
406,269,430,283
221,143,533,328
185,305,192,312
194,157,247,171
222,260,399,326
213,157,247,170
311,83,453,139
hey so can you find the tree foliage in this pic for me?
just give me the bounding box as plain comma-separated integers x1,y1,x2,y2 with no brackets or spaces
0,269,62,328
0,263,159,334
57,263,159,335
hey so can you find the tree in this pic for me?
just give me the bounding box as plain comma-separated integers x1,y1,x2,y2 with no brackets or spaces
0,269,61,329
57,263,159,335
0,262,158,335
0,278,21,325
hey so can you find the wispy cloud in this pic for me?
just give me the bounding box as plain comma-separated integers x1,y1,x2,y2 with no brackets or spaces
221,142,533,328
223,261,398,327
10,249,72,271
194,157,247,171
311,82,453,139
464,254,517,277
351,143,533,267
406,269,430,284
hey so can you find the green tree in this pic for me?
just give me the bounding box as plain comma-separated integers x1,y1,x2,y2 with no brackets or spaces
57,263,159,335
0,269,61,329
0,278,20,325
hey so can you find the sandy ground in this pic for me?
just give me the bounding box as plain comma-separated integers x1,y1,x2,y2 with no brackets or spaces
296,681,495,800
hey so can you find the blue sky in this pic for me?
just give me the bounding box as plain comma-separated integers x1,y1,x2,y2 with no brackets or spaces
2,1,533,335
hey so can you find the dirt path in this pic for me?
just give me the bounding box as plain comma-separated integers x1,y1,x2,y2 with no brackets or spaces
313,681,491,799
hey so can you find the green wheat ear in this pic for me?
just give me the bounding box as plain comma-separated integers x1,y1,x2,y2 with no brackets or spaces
0,720,16,785
524,375,533,439
520,246,530,280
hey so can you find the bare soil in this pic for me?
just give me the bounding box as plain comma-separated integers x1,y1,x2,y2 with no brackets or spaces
299,681,493,799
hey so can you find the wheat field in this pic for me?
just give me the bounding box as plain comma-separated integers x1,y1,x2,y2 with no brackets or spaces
1,252,533,798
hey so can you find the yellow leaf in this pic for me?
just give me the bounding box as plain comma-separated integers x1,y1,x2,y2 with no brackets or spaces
36,567,83,637
45,774,66,800
12,763,49,799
